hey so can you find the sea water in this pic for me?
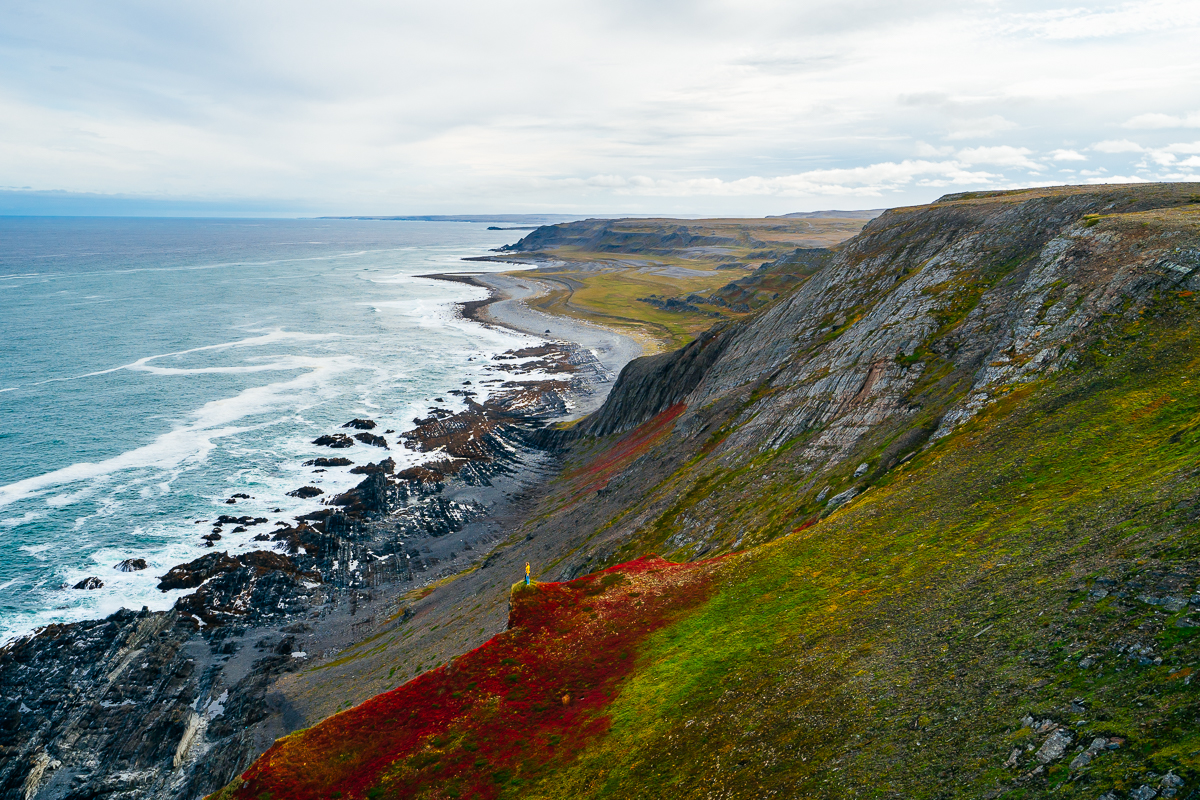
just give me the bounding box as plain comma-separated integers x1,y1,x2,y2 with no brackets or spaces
0,217,536,641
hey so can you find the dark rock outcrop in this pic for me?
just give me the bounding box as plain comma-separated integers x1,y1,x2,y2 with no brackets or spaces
353,432,389,448
287,486,324,498
331,472,389,518
349,457,396,475
342,418,377,430
312,433,354,448
115,558,148,572
303,456,353,467
72,577,104,590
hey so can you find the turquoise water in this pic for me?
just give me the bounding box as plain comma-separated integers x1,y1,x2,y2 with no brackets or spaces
0,218,533,640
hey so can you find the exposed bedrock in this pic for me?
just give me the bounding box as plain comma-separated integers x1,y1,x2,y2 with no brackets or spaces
561,185,1200,466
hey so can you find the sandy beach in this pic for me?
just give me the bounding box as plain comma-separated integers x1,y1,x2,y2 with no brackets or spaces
425,270,644,417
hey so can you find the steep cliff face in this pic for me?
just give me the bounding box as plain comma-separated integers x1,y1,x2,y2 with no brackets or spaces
556,185,1200,564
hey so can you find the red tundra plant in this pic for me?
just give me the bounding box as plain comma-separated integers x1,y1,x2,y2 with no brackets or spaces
213,553,723,800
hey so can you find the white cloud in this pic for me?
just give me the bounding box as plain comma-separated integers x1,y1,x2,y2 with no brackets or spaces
1083,175,1152,184
1122,111,1200,129
1049,149,1087,162
1092,139,1145,153
1003,0,1200,40
0,0,1198,213
955,146,1040,169
563,156,1025,198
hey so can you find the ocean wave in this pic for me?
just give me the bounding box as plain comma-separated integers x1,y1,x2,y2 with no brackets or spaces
0,355,361,509
34,329,349,385
0,511,43,527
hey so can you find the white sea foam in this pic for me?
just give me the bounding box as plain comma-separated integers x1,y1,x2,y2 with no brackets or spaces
0,354,361,509
0,511,43,527
36,329,346,385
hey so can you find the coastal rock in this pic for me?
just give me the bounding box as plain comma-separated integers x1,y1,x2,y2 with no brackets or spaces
332,472,390,518
396,464,447,484
271,523,329,556
157,552,242,591
115,558,148,572
287,486,324,499
217,514,267,526
303,456,353,467
173,552,320,627
353,432,389,448
73,576,104,590
350,457,396,475
342,418,377,430
313,433,354,448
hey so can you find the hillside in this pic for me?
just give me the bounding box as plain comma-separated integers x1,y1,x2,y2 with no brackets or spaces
216,183,1200,799
480,214,875,350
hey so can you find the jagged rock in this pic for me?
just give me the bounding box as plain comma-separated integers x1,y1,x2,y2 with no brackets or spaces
287,485,324,498
271,523,328,555
332,472,389,518
354,432,389,448
396,465,446,484
1130,785,1158,800
342,418,377,430
73,577,104,590
1069,737,1108,770
1160,772,1185,798
157,552,243,591
350,457,396,475
115,558,148,572
1035,728,1072,763
825,487,859,510
303,456,353,467
313,433,354,448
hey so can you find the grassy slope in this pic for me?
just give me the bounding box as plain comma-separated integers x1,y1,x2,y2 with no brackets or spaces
513,289,1200,799
215,289,1200,800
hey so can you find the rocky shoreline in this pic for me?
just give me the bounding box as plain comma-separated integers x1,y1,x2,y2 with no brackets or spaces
0,289,638,800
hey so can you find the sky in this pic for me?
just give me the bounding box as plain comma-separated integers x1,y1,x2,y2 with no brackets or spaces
1,0,1199,216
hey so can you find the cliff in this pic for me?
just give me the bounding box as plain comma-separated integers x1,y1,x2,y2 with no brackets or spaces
218,183,1200,799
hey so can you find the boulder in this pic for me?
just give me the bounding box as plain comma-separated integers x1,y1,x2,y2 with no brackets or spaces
302,457,353,467
313,434,354,448
353,432,389,448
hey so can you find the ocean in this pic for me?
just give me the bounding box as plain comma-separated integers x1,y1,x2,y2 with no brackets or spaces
0,217,536,642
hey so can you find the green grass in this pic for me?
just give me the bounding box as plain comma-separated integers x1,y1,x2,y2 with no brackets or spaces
509,292,1200,798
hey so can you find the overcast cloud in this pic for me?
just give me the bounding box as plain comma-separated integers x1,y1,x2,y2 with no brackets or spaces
1,0,1198,215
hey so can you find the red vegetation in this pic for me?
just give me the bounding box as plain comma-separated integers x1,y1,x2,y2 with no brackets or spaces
213,555,721,800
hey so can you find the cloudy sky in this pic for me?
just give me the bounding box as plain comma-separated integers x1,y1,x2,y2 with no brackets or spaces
2,0,1199,215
